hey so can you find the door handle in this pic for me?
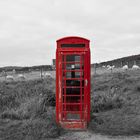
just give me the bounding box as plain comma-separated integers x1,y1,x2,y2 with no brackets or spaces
85,79,88,86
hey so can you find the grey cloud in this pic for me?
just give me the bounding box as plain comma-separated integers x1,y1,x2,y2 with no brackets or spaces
0,0,140,66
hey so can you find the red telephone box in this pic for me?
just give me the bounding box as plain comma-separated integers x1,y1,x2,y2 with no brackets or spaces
56,36,90,129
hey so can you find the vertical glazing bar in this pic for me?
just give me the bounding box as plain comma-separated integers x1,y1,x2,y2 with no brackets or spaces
61,55,63,120
84,52,86,121
80,54,82,119
83,54,85,120
60,53,63,121
64,54,66,120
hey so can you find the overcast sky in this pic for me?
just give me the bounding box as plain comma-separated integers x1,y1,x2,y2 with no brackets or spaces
0,0,140,66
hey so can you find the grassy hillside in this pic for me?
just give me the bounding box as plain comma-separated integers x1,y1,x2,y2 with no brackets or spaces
89,69,140,135
0,69,140,139
0,78,62,140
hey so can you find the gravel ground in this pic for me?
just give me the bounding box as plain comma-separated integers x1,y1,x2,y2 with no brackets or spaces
54,131,140,140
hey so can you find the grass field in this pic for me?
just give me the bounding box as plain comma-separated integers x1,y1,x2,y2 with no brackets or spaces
90,69,140,136
0,68,140,139
0,71,55,81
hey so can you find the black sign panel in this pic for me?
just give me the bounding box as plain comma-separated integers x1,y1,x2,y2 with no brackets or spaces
61,44,85,48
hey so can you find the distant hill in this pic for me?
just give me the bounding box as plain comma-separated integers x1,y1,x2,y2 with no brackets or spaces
92,54,140,68
0,54,140,72
0,65,52,73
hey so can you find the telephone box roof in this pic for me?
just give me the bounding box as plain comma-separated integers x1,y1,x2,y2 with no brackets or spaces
57,36,90,42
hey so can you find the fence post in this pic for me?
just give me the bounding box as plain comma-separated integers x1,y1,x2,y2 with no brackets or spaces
41,68,43,79
94,64,96,75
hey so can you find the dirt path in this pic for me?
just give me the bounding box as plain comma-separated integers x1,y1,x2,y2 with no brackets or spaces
1,119,140,140
56,131,140,140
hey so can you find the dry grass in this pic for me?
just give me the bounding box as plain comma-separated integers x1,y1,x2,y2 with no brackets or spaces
0,78,62,140
1,69,140,139
89,70,140,136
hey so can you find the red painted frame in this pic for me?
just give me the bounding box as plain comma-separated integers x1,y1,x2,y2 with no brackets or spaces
56,36,90,129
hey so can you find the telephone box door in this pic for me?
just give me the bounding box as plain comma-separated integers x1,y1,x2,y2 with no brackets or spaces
60,52,88,128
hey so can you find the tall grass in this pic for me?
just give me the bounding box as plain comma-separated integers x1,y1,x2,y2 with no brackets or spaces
0,78,62,139
89,70,140,135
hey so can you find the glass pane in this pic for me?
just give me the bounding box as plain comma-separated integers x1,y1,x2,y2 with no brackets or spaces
62,88,64,95
66,72,72,78
63,96,65,103
66,80,80,86
66,96,80,103
75,72,83,78
66,63,81,70
66,72,82,78
66,55,80,62
62,55,65,62
66,105,80,112
66,113,80,120
62,63,65,69
82,80,84,86
66,88,80,95
75,72,80,78
82,87,84,95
